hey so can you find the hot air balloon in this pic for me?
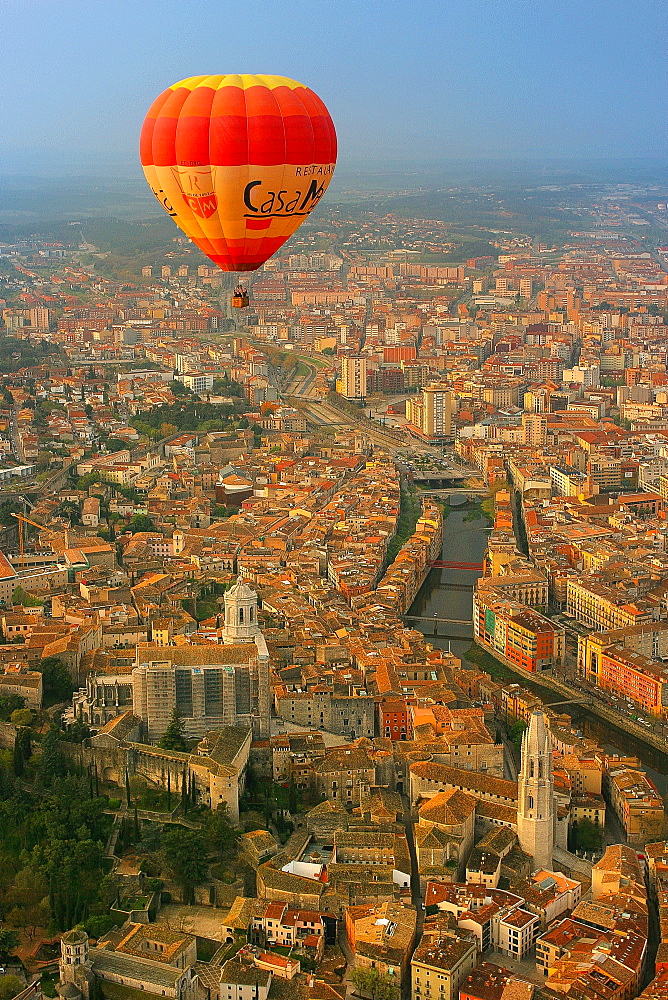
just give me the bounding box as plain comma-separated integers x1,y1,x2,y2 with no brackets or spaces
140,74,337,292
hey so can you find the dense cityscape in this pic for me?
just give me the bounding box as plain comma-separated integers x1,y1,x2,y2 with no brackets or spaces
0,169,666,1000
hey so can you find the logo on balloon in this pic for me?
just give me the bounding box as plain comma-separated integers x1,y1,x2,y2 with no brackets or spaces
243,178,328,218
173,167,218,220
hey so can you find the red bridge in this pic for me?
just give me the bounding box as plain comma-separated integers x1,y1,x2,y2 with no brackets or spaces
431,560,484,571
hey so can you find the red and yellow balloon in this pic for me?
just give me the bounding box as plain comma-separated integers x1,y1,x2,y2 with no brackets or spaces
140,74,337,272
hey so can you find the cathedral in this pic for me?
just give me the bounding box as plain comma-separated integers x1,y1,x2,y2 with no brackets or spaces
132,577,271,740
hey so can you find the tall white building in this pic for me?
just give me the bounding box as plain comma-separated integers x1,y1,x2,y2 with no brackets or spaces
176,371,214,393
422,384,453,439
406,384,455,440
517,710,555,870
522,412,547,447
341,355,368,399
562,364,600,388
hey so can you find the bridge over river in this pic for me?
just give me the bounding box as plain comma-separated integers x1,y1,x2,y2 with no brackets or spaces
406,506,668,795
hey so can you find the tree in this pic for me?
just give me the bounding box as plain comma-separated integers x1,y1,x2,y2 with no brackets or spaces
288,777,298,814
509,720,527,749
62,719,90,744
38,657,74,704
105,438,127,453
203,807,239,863
129,514,155,534
263,784,274,827
38,727,66,786
5,865,49,938
211,504,232,519
11,586,43,608
161,827,208,904
575,817,603,852
12,733,24,777
55,500,80,525
85,914,115,939
0,926,18,962
0,975,24,1000
181,769,187,814
76,472,102,489
37,834,107,930
10,708,32,728
9,727,28,778
170,381,192,397
159,709,188,752
0,694,24,722
16,726,31,759
349,967,400,1000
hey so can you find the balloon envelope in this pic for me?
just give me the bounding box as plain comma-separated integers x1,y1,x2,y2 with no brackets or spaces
140,74,337,272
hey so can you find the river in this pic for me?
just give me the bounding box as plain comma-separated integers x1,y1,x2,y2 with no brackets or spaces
407,505,668,794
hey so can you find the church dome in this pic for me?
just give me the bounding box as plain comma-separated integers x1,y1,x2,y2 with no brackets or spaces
226,578,257,602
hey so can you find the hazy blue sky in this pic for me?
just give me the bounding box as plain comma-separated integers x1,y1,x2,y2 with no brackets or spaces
1,0,666,176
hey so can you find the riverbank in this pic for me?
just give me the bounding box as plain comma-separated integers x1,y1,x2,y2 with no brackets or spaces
387,480,422,564
406,502,668,786
466,640,668,756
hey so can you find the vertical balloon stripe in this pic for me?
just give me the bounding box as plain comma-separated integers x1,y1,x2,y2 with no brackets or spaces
256,87,289,273
293,88,336,163
179,83,217,119
266,88,316,265
151,88,191,165
238,80,251,274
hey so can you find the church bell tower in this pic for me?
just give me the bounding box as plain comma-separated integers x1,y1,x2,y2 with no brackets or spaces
517,710,555,870
222,578,260,644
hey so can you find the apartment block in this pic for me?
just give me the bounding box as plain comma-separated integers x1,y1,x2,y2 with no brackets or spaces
412,927,478,1000
341,355,368,398
474,591,565,673
567,579,655,632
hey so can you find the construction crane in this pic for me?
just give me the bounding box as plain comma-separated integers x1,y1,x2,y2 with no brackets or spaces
11,512,59,569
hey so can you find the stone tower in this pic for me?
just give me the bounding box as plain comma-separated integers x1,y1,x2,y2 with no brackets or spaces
60,929,89,981
58,929,93,1000
517,710,555,870
222,577,271,739
222,578,260,644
